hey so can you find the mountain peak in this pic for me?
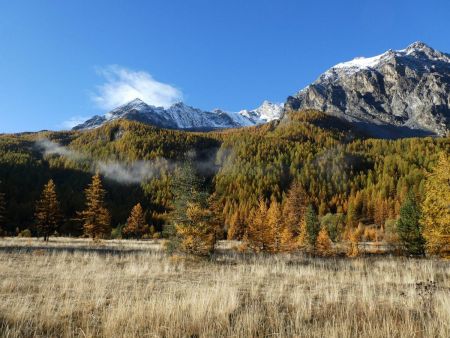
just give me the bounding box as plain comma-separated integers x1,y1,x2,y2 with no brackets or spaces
287,42,450,137
406,41,432,52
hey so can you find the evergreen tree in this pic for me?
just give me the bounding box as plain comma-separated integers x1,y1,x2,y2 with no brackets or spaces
421,152,450,257
79,174,111,239
396,191,425,256
35,179,60,241
123,203,148,239
305,205,320,246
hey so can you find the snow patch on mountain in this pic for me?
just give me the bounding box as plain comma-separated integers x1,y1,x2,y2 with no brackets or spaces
73,99,284,131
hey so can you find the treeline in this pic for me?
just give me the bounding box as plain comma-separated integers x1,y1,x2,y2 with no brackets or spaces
0,111,448,257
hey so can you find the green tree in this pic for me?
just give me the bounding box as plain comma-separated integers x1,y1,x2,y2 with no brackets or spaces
397,192,425,256
305,204,320,246
79,174,111,239
35,179,61,241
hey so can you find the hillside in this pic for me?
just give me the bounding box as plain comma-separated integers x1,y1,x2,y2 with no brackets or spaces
0,113,448,238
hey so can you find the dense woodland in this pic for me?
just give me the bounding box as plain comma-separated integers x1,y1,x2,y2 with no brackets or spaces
0,110,448,257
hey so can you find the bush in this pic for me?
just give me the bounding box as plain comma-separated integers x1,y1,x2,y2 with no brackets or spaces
111,224,124,239
18,229,32,238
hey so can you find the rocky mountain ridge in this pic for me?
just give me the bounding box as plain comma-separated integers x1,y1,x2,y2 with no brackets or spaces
286,42,450,137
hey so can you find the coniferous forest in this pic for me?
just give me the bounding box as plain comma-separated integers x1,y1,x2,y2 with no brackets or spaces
0,109,449,257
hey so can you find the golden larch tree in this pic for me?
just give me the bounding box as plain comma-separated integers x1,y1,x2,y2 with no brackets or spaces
267,200,283,253
245,199,269,252
79,174,111,239
421,152,450,257
297,219,310,251
35,179,60,241
316,226,333,256
176,202,216,256
282,181,308,238
123,203,148,239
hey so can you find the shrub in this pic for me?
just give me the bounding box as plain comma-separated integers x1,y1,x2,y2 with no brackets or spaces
18,229,32,238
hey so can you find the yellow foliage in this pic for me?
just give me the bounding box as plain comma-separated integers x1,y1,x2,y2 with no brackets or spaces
421,152,450,257
316,227,333,257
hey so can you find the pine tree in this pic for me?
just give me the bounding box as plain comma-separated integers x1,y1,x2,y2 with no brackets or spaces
396,191,425,256
282,181,308,238
305,204,320,246
267,200,283,253
35,179,60,241
316,227,333,257
421,152,450,257
123,203,148,239
79,174,111,239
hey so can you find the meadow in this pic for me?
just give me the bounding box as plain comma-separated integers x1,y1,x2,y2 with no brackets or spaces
0,237,449,337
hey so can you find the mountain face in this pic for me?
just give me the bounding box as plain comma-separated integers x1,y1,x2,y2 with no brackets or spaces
73,99,284,131
286,42,450,137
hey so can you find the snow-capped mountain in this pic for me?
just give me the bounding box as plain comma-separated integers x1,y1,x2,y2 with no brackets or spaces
286,41,450,137
73,99,284,131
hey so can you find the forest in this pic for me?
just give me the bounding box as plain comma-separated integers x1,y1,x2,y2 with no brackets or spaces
0,109,448,257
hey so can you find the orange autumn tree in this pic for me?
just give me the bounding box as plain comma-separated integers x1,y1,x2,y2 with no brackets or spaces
35,179,61,241
267,200,283,253
316,227,333,256
123,203,148,239
79,174,111,239
421,152,450,257
245,199,270,252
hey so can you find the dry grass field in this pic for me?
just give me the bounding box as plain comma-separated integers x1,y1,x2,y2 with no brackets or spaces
0,237,449,338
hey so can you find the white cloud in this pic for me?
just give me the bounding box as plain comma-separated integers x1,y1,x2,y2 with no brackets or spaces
92,65,183,110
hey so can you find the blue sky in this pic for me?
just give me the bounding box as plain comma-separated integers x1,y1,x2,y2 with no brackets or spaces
1,0,449,133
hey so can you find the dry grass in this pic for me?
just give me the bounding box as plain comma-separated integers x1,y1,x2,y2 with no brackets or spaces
0,237,449,338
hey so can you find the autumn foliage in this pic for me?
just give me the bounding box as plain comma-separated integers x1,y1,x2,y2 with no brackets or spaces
78,174,111,239
35,179,60,241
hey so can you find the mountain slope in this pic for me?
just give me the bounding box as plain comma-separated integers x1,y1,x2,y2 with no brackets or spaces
286,42,450,137
73,99,284,131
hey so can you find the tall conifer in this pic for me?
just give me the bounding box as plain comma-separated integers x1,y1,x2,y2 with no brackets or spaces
35,179,60,241
397,191,425,256
79,174,111,239
123,203,148,239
